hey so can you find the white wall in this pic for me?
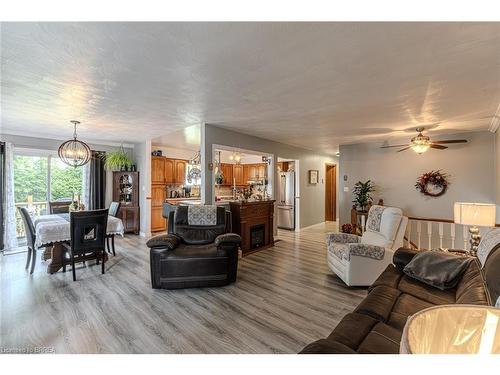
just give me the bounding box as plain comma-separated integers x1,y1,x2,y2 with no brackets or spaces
338,131,496,225
152,145,195,160
202,124,339,229
496,129,500,223
133,140,152,236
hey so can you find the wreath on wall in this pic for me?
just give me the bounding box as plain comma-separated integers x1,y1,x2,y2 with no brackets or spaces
415,170,449,197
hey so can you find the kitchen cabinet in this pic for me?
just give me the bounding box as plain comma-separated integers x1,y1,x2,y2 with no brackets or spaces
151,156,165,184
233,164,244,185
151,206,166,232
257,164,267,179
164,158,175,183
151,184,166,232
220,163,234,185
174,159,187,184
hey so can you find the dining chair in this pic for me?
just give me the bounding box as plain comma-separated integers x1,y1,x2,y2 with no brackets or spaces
18,207,40,274
49,200,71,214
106,201,121,256
62,209,109,282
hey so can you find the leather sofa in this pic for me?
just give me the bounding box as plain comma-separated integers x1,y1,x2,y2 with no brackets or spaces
300,245,500,354
148,205,241,289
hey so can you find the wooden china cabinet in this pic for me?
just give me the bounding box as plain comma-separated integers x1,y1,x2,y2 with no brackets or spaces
112,171,140,234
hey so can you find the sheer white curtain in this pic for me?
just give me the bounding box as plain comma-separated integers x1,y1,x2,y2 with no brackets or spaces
82,162,90,210
4,142,18,250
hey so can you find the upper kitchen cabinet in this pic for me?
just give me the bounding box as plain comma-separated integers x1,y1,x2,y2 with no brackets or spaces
151,156,165,184
174,160,187,184
220,163,234,185
233,164,244,185
164,158,175,183
151,157,186,185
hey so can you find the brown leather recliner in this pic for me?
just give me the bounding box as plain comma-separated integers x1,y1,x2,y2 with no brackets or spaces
300,244,500,354
148,205,241,289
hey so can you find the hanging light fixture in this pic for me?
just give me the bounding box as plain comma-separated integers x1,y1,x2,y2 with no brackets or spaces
58,120,91,167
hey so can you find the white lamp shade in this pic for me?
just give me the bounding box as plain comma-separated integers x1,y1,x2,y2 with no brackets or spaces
454,202,496,227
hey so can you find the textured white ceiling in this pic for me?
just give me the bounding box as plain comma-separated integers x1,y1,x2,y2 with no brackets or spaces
1,22,499,154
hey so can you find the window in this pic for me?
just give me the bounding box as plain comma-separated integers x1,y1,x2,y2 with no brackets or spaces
13,150,83,241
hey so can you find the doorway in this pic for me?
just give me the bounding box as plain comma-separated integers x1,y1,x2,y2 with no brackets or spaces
325,164,336,221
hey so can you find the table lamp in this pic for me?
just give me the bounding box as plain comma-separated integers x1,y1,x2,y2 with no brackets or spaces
454,202,496,256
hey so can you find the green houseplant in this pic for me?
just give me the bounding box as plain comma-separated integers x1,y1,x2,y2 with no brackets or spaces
104,145,134,171
352,180,375,212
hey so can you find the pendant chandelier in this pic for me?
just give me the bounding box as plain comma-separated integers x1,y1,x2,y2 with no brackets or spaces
58,120,91,167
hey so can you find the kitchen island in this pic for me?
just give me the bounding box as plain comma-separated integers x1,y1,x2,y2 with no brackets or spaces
229,200,275,256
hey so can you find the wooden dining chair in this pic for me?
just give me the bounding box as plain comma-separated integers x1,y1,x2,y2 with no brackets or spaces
106,202,121,256
62,209,109,282
49,200,71,214
18,207,40,274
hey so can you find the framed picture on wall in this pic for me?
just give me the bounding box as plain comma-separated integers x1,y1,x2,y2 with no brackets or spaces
309,170,319,184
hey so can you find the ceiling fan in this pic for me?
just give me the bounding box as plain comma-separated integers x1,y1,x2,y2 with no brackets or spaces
380,127,467,154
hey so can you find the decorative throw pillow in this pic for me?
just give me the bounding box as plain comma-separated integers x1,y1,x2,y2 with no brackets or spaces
403,251,474,290
476,228,500,267
146,234,181,250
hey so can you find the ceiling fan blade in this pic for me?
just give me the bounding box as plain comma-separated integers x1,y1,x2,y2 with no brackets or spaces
397,147,411,152
430,144,448,150
431,140,467,144
381,144,410,148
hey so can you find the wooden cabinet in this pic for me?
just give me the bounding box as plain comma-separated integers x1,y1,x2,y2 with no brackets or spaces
120,206,140,234
233,164,244,185
257,164,267,179
112,171,140,234
151,156,165,184
230,200,275,255
219,163,233,185
174,160,187,184
151,206,166,232
164,158,175,183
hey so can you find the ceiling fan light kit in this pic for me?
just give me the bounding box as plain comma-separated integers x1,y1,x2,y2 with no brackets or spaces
381,127,467,154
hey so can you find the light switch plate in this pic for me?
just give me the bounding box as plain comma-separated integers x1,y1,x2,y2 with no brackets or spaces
344,187,349,192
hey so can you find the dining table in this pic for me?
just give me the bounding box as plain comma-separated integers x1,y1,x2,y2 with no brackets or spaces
34,213,125,274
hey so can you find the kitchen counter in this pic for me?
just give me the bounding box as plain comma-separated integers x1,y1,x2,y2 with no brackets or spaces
165,197,200,202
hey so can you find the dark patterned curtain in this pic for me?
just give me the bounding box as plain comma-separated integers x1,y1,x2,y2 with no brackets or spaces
0,142,5,250
89,151,106,210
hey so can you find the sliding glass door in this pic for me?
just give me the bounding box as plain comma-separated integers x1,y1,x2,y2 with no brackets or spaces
13,150,83,243
0,142,5,251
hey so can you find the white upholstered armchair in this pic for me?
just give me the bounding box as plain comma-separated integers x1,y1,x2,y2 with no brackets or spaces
326,205,408,286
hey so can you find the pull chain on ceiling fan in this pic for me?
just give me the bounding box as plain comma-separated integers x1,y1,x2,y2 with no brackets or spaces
380,127,467,154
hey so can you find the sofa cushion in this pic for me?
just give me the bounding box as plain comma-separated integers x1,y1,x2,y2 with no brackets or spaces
357,322,402,354
362,206,403,248
299,339,357,354
483,243,500,305
455,258,491,305
397,275,456,305
354,285,401,322
370,264,403,291
476,227,500,267
326,313,380,350
403,251,474,290
173,206,227,245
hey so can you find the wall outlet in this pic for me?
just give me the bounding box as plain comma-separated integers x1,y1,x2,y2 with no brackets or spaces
343,187,349,192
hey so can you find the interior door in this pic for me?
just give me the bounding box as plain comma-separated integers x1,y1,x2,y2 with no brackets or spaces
325,164,336,221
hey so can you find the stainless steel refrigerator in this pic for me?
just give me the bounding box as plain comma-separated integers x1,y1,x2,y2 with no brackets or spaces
277,171,295,230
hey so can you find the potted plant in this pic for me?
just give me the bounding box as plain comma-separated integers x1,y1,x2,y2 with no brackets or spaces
352,180,375,212
104,145,134,171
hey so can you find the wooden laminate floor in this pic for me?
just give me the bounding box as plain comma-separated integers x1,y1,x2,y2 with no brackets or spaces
0,222,367,354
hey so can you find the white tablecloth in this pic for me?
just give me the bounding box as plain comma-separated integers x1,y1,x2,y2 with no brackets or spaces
34,214,124,248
